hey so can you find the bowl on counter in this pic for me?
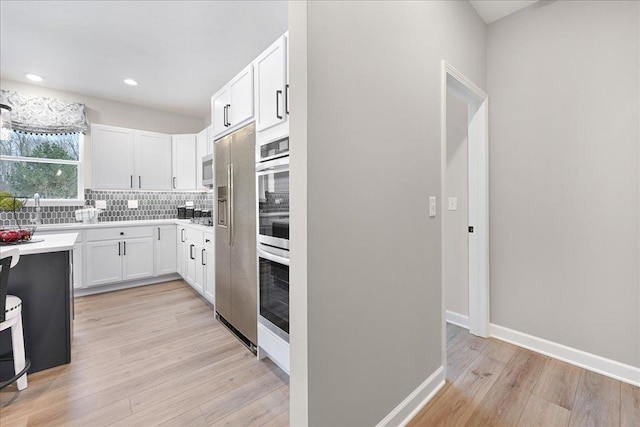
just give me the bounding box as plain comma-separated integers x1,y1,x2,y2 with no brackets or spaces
0,225,37,244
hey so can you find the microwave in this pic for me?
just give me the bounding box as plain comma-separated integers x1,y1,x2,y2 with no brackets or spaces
202,154,214,188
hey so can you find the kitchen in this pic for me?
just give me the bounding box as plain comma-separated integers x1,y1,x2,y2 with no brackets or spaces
0,1,290,425
2,1,640,426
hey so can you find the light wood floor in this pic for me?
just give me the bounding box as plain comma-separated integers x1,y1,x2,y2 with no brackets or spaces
0,280,289,426
410,323,640,427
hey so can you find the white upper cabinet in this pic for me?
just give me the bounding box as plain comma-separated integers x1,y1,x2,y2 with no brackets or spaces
92,124,173,190
134,131,172,190
172,134,197,190
196,126,210,190
255,34,287,132
211,64,254,140
92,124,135,189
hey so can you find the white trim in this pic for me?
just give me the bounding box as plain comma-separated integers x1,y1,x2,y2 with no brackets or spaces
440,60,490,347
24,199,85,207
74,274,180,297
491,323,640,388
376,366,445,427
446,310,469,329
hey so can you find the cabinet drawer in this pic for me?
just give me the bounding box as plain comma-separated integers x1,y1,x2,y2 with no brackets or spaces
86,226,153,242
185,227,203,244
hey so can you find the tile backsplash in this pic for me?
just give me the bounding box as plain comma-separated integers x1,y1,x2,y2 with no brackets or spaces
0,189,213,226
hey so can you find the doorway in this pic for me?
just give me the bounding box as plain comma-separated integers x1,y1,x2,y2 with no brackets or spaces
440,61,489,366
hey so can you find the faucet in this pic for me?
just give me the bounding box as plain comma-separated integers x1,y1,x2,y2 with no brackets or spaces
33,193,41,226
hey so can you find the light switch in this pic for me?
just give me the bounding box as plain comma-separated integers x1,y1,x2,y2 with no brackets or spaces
429,197,437,217
128,200,138,209
95,200,107,209
448,197,458,211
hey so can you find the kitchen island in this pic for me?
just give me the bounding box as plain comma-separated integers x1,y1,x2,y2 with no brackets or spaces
0,233,77,375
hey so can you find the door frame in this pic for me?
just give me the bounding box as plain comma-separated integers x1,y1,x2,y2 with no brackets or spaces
440,60,490,352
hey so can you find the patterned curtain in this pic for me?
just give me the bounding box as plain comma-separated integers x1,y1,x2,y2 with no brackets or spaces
0,89,88,134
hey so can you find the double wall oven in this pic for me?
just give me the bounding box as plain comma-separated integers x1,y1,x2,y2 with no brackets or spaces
257,137,290,342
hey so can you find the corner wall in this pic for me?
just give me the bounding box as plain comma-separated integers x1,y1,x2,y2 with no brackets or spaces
487,0,640,368
290,1,486,425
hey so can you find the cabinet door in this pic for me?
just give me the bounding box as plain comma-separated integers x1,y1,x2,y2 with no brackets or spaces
85,241,122,286
204,248,215,305
73,243,83,289
207,125,214,155
176,228,186,276
229,64,254,128
155,225,177,275
92,124,134,189
196,127,209,190
194,246,206,295
172,134,197,190
211,88,230,138
255,36,286,131
122,238,154,281
184,242,198,288
135,131,172,190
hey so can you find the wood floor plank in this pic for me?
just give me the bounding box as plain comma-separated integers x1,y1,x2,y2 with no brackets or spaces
532,358,581,410
517,394,570,427
447,333,489,382
411,354,505,426
621,383,640,427
465,348,547,426
54,397,133,427
261,408,290,427
447,323,467,348
569,370,621,427
210,383,289,426
157,406,208,427
482,338,518,364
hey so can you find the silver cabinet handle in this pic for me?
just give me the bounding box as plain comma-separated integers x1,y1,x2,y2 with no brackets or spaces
181,228,185,242
173,177,176,189
118,241,121,256
157,227,161,240
130,175,133,188
139,176,141,188
276,90,283,119
201,249,206,266
190,244,195,260
123,241,126,256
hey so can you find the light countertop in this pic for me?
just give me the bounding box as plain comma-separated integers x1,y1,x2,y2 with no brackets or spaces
37,219,214,233
5,232,79,256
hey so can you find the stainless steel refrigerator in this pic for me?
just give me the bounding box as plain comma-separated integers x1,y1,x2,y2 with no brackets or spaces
215,122,257,350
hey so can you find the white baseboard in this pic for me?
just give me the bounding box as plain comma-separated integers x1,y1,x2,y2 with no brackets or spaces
491,323,640,388
446,310,469,329
376,366,445,427
74,274,180,297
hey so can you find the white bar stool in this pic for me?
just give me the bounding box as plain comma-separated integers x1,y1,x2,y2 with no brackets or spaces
0,247,30,390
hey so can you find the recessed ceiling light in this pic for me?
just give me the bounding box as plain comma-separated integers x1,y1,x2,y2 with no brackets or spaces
124,79,138,86
25,74,44,82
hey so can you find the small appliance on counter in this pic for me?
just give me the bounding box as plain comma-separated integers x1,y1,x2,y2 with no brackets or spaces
190,209,213,226
177,205,187,219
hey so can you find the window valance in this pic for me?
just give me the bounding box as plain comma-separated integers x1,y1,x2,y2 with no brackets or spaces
0,89,88,134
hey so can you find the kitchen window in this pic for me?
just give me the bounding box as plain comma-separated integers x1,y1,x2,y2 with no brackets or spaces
0,131,84,204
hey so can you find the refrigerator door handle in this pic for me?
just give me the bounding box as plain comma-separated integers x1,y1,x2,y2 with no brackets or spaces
230,162,234,246
227,163,232,246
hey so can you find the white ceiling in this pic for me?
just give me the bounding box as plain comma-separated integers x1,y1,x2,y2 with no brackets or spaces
469,0,539,24
0,0,288,118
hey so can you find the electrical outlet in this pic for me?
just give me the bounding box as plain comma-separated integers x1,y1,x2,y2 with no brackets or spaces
429,197,436,217
128,200,138,209
95,200,107,209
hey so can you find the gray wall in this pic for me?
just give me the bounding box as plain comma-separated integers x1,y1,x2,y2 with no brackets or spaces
290,1,486,425
487,0,639,367
0,79,206,188
445,92,469,317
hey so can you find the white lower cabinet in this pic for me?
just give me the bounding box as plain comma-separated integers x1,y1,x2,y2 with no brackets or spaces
155,225,177,275
85,227,154,287
179,226,215,305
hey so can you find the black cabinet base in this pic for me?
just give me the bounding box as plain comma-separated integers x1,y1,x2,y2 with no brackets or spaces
0,251,72,376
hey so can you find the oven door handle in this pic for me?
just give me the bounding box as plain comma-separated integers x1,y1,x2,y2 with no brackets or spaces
256,156,289,173
257,247,290,266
